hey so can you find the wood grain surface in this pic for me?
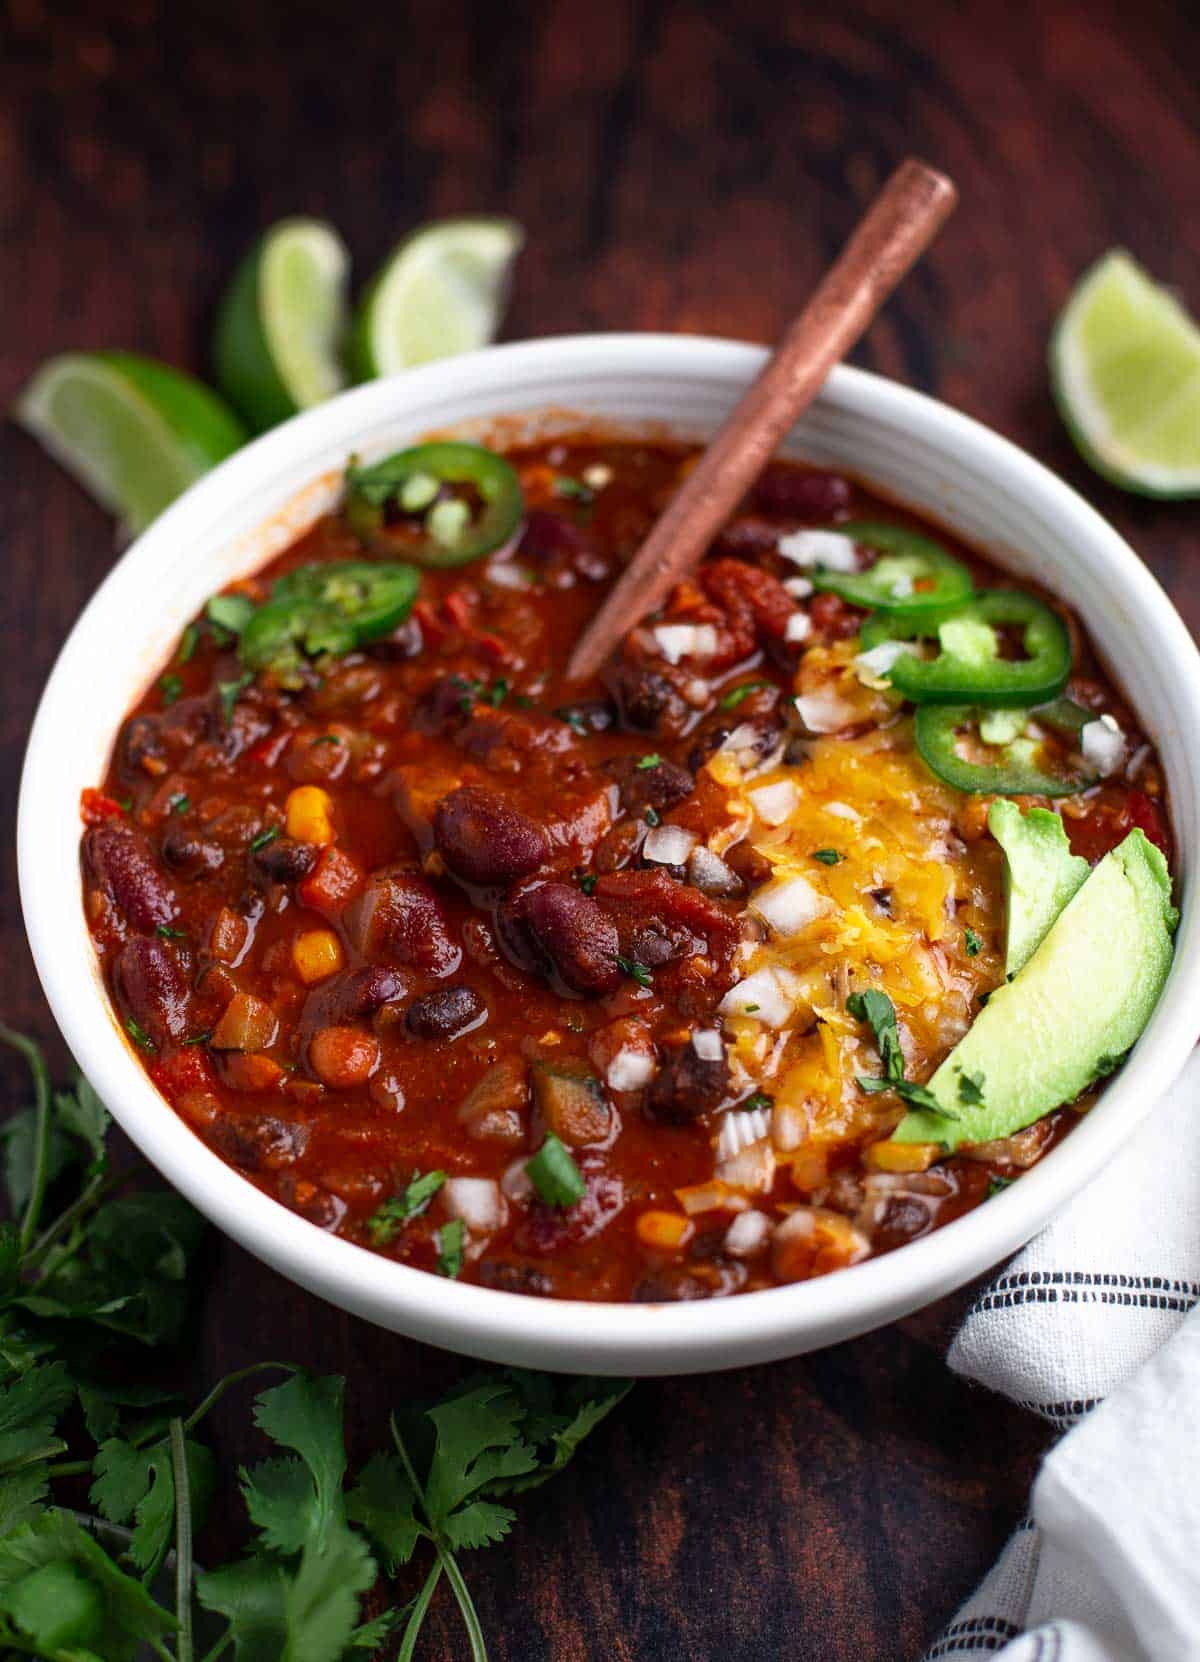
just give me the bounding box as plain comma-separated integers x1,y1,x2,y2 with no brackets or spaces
2,1,1197,1656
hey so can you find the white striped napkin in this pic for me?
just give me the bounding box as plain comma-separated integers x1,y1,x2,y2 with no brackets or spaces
923,1048,1200,1660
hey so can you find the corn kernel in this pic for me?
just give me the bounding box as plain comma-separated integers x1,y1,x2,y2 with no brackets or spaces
635,1210,695,1253
292,928,345,985
285,785,335,846
865,1139,940,1173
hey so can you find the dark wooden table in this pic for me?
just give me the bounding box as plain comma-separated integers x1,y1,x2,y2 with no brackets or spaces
3,1,1197,1655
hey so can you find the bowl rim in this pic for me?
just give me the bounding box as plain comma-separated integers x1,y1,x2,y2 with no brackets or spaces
19,332,1200,1375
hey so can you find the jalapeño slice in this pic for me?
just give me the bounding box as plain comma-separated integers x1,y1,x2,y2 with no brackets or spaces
915,704,1096,797
860,590,1072,706
240,559,419,684
345,439,524,566
810,522,974,614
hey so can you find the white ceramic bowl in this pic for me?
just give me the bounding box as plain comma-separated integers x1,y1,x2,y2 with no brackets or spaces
19,335,1200,1375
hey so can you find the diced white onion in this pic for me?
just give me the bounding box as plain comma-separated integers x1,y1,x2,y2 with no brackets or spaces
776,530,859,571
823,800,859,822
771,1099,808,1152
852,640,915,684
443,1177,505,1234
784,611,813,644
783,575,814,599
719,967,802,1027
691,1028,725,1062
485,560,536,590
748,874,829,937
501,1159,534,1203
793,690,859,734
716,1104,773,1160
719,722,763,760
606,1048,657,1092
1126,743,1152,783
642,824,698,866
748,779,799,825
724,1210,772,1257
654,623,719,664
687,846,741,896
1081,716,1126,776
715,1138,776,1192
582,463,613,489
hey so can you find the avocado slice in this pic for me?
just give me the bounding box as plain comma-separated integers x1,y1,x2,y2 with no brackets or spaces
891,828,1176,1151
988,799,1089,977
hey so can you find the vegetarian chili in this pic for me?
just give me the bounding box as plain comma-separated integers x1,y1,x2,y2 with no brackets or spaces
80,436,1172,1302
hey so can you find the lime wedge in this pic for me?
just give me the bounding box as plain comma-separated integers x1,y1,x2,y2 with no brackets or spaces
1051,251,1200,498
214,217,350,432
14,351,247,536
350,217,524,380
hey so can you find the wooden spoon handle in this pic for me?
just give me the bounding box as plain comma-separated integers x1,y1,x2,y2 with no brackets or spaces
566,158,957,683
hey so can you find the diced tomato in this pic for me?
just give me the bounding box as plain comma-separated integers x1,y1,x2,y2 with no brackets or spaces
442,590,473,630
298,845,364,918
1126,789,1170,857
80,788,128,825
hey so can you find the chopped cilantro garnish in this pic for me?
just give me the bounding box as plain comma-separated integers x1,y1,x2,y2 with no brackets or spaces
579,873,598,896
553,476,594,503
117,795,133,812
310,732,341,748
176,622,199,664
812,848,843,865
525,1134,587,1208
125,1017,156,1053
636,753,663,770
742,1003,760,1014
489,678,509,707
367,1169,447,1245
965,927,983,957
514,694,535,709
847,989,904,1083
554,706,588,735
987,1175,1014,1198
158,673,183,706
182,1029,212,1046
249,825,280,853
644,806,661,827
856,1076,958,1118
206,592,255,637
615,955,653,989
170,793,190,814
957,1069,986,1106
719,680,769,710
743,1090,773,1112
156,924,187,940
436,1217,466,1279
217,671,253,723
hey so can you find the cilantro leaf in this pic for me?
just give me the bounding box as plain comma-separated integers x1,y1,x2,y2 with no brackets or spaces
525,1135,586,1209
345,1451,424,1570
812,848,843,865
846,989,904,1083
0,1509,175,1660
719,680,769,710
207,593,256,636
367,1170,446,1246
436,1219,466,1280
91,1433,216,1578
965,926,983,957
855,1076,960,1118
957,1069,986,1107
251,1373,348,1549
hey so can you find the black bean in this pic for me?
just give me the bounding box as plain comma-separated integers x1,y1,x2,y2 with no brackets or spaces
405,985,486,1040
253,835,318,884
646,1042,730,1124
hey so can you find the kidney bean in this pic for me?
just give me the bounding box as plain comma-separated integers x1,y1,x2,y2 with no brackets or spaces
411,675,472,735
515,1171,625,1255
113,935,192,1045
646,1041,729,1123
252,835,318,884
605,756,694,818
303,966,404,1030
433,786,548,885
523,882,621,995
83,824,177,932
519,509,594,570
700,557,795,646
208,1115,309,1173
406,985,486,1040
752,465,851,518
601,660,690,737
809,591,865,640
345,870,460,974
594,819,644,874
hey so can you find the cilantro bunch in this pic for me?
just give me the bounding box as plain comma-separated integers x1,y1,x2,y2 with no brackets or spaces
0,1028,629,1660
